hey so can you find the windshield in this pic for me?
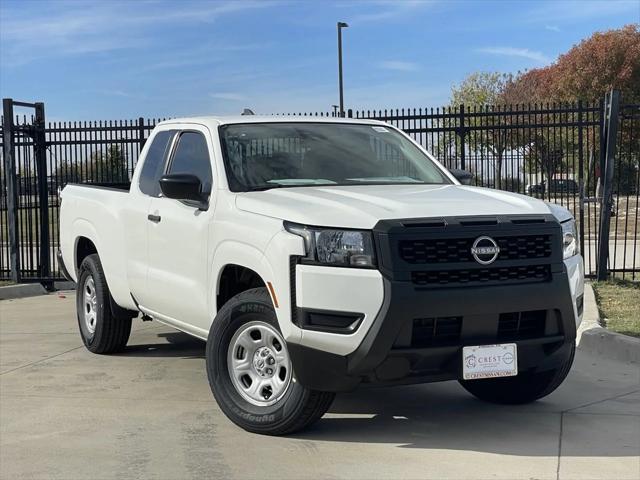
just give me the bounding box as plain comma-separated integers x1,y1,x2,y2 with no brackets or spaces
219,122,451,191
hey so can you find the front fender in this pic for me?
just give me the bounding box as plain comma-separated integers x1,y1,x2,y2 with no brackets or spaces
209,238,303,345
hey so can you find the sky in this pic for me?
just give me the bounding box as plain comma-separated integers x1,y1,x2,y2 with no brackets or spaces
1,0,638,121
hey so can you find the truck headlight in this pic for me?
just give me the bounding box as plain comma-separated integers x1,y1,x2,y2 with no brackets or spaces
561,219,579,259
284,222,376,268
547,203,579,260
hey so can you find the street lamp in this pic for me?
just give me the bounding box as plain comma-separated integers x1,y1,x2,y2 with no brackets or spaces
337,21,348,117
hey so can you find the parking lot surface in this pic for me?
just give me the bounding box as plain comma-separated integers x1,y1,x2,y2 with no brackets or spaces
1,293,639,480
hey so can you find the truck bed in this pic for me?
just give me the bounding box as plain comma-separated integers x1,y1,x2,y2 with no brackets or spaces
66,182,131,192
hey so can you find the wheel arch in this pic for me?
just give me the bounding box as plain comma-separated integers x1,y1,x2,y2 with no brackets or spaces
216,263,268,311
70,218,133,311
75,236,98,275
71,219,101,275
210,241,280,327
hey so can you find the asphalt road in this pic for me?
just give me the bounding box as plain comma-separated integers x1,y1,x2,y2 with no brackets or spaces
1,293,638,480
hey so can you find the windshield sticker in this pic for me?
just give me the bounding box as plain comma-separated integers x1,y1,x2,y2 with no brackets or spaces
372,126,389,133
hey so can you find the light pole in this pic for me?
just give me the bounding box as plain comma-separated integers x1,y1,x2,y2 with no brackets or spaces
337,21,348,117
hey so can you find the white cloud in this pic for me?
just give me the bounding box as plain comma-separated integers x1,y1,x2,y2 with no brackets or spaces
210,93,247,102
377,60,420,72
476,47,551,64
544,25,561,32
350,0,433,24
0,1,278,66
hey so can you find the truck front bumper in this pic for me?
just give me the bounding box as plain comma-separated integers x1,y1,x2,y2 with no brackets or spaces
288,264,580,392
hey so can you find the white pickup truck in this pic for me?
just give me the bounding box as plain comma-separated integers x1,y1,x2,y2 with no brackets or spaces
59,116,584,435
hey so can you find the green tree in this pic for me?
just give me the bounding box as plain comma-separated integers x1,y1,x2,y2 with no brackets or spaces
100,144,128,182
448,72,515,189
53,144,129,186
451,72,510,106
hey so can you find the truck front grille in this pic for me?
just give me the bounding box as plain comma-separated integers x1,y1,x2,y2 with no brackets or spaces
411,316,462,347
375,215,561,288
399,235,552,264
399,310,559,349
498,310,547,340
411,264,551,287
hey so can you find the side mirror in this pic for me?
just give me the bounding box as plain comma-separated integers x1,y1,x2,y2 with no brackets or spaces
159,173,208,208
448,168,473,185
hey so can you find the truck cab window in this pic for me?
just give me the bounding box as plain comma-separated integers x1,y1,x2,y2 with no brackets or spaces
139,130,174,196
220,123,450,191
169,132,213,193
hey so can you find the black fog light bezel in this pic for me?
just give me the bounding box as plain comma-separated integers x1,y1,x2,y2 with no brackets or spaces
298,308,364,334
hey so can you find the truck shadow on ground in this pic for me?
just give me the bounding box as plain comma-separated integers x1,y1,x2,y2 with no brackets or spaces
116,331,205,359
117,330,638,457
293,382,639,456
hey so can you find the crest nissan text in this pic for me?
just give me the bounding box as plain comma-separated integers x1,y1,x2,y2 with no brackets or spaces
59,116,584,435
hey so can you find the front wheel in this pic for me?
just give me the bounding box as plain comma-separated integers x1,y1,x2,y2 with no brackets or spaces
459,342,575,404
206,287,334,435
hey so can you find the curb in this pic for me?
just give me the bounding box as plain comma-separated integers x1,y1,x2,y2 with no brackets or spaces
0,283,48,301
0,281,76,301
577,283,640,364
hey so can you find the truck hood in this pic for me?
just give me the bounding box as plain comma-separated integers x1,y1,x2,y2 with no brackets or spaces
235,184,555,229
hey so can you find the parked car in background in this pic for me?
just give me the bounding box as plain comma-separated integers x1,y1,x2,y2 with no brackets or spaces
526,182,545,195
526,179,579,196
549,179,579,195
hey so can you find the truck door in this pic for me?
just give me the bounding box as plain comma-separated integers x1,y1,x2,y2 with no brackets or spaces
144,127,215,331
123,128,176,306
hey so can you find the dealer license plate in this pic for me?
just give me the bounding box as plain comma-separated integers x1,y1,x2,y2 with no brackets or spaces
462,343,518,380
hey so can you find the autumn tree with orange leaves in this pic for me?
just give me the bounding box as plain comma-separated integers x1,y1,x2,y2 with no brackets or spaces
451,25,640,189
501,24,640,103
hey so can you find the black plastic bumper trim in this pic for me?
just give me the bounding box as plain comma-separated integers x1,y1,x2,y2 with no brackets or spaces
297,308,364,334
289,268,577,392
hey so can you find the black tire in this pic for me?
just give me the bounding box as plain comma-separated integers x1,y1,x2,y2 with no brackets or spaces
459,342,576,404
76,254,132,354
206,287,335,435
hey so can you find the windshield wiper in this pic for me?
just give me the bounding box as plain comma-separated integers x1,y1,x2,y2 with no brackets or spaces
244,184,290,192
245,182,338,191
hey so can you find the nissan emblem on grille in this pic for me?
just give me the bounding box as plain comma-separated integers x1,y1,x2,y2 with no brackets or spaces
471,236,501,265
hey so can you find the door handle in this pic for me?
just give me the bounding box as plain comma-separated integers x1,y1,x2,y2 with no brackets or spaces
147,214,161,223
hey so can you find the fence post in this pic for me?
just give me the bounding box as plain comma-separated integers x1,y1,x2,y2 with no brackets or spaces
596,90,620,281
577,100,585,263
34,102,52,289
2,99,20,283
458,104,466,170
138,117,145,151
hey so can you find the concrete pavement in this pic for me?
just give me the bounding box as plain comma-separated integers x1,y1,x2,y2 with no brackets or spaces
1,293,639,480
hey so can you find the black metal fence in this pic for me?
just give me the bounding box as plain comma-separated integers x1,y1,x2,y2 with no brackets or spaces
1,103,162,286
286,98,639,280
1,94,638,285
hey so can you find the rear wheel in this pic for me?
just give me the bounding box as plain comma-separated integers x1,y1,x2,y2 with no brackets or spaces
206,287,335,435
459,342,575,404
76,254,132,354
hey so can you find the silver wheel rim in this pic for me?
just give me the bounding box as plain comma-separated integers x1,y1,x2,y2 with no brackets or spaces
227,321,292,407
83,276,98,335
